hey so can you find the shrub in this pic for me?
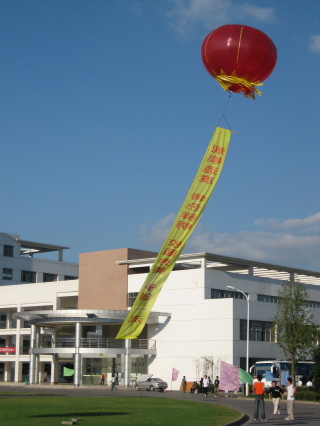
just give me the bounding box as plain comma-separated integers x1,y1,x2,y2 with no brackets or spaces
296,388,320,401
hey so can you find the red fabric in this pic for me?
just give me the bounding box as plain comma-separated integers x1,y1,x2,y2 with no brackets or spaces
254,381,265,395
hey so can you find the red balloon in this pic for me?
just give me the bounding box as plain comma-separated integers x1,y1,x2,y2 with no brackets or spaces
201,25,277,98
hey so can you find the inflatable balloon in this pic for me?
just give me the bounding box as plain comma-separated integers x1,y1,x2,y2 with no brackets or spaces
201,25,277,98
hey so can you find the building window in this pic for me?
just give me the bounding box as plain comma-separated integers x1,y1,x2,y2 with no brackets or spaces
2,268,13,280
21,270,36,283
64,275,78,280
211,288,247,300
240,319,275,342
258,293,320,309
3,245,13,257
43,273,57,282
128,292,138,307
257,294,280,304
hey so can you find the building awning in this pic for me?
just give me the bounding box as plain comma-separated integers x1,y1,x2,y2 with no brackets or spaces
13,309,171,326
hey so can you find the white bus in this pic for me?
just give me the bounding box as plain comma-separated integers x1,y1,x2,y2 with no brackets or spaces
249,360,314,388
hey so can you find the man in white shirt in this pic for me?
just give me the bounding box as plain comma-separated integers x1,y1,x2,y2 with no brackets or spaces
285,377,296,421
202,375,209,396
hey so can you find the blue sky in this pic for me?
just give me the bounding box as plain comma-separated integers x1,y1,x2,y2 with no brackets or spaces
1,0,320,271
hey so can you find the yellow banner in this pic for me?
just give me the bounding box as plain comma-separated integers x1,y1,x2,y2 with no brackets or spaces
116,127,231,339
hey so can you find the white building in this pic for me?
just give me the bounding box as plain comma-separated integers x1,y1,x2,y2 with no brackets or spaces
1,233,320,389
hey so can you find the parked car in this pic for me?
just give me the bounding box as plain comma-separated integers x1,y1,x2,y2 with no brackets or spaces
135,374,168,391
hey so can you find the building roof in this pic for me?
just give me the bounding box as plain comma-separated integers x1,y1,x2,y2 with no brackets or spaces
117,251,320,286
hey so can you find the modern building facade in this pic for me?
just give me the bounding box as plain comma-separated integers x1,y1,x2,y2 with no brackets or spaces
1,232,320,389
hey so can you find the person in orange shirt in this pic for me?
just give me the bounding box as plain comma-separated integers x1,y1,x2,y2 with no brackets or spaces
253,375,267,421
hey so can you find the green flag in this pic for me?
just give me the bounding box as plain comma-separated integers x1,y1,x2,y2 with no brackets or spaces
239,368,253,385
63,367,74,377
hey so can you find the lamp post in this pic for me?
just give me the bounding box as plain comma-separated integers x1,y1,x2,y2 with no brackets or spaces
227,285,250,395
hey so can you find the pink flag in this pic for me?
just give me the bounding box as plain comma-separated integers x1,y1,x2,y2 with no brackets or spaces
219,361,239,392
172,368,180,381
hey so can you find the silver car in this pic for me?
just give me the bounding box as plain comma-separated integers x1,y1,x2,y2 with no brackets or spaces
135,374,168,391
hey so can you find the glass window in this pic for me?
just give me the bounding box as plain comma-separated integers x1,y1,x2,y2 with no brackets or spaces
64,275,78,280
240,319,275,342
3,245,13,257
43,273,57,282
211,288,246,300
21,270,36,283
2,268,13,280
128,292,138,307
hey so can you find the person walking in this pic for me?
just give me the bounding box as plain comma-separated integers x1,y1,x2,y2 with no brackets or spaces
268,380,284,414
253,375,267,421
110,374,117,391
285,377,296,421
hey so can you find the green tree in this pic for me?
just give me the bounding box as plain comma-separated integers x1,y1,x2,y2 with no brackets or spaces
273,281,318,385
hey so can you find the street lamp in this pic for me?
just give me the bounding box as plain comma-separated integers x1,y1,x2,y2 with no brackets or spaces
227,285,250,395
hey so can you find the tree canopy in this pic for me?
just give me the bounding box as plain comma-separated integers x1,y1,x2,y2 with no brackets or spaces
273,280,318,384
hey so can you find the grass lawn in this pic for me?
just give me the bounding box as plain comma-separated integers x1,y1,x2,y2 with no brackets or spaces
0,395,242,425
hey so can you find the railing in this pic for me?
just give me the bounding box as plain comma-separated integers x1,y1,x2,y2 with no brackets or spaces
34,337,156,350
81,338,125,348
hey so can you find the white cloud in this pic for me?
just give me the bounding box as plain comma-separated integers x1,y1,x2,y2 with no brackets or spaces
309,34,320,53
254,212,320,233
139,212,320,271
166,0,276,38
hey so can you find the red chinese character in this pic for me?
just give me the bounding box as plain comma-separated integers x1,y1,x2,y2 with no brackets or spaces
181,212,197,222
202,165,217,174
211,145,226,155
186,203,201,211
199,175,213,184
159,258,171,265
209,155,222,164
191,193,206,202
146,284,158,291
128,315,143,324
176,221,193,230
163,248,177,257
168,239,182,248
206,156,222,169
140,292,152,301
154,266,167,274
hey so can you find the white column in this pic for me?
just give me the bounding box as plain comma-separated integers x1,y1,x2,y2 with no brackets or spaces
35,326,40,384
52,354,59,384
4,362,11,382
29,325,37,384
6,311,12,329
124,339,132,387
74,322,82,387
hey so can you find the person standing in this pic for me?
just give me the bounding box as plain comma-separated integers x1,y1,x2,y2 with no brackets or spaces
100,372,105,385
202,375,209,397
285,377,296,421
181,376,187,392
268,380,284,414
199,377,203,393
214,376,220,398
253,375,267,421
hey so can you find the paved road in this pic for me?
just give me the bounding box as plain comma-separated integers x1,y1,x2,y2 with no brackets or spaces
1,383,319,425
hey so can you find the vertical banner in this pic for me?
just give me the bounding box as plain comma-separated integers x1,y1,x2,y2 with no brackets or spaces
116,127,231,339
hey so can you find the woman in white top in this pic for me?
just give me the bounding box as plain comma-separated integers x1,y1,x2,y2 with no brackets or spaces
285,377,296,421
